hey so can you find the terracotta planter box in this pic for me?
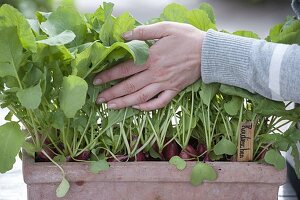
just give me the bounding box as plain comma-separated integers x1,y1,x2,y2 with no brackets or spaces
23,153,286,200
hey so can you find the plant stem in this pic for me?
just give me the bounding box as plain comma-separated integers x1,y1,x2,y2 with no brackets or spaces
42,150,65,176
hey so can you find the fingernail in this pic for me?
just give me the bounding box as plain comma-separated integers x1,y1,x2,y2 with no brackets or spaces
108,103,117,109
93,78,102,85
123,31,132,40
132,105,140,109
96,98,106,104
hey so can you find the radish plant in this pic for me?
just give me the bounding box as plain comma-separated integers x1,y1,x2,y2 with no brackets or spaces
0,2,299,197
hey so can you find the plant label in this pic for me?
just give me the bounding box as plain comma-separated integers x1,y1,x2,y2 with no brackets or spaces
237,121,255,162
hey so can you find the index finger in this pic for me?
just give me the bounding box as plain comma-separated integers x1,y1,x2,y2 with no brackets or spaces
93,60,148,85
123,22,175,41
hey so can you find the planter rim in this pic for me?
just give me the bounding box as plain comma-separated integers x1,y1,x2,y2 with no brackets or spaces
22,152,286,185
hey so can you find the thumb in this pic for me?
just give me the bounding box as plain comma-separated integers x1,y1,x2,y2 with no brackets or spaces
123,22,174,41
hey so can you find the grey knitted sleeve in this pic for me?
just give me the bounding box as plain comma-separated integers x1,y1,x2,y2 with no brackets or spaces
201,29,300,103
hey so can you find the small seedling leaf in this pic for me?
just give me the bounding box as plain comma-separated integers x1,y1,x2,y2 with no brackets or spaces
169,156,186,170
190,162,217,186
90,160,110,174
264,149,286,170
56,177,70,198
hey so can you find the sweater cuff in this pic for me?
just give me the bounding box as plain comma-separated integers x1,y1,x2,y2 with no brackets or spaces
201,30,254,92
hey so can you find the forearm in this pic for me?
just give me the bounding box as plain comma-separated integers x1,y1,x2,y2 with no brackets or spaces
201,30,300,103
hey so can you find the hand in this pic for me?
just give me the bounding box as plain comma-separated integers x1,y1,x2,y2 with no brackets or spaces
93,22,206,111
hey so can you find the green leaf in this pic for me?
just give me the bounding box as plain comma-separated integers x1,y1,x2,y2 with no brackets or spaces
27,19,40,34
104,108,138,128
269,20,300,44
149,147,162,159
22,66,43,87
50,110,65,130
53,155,67,162
59,75,88,118
187,9,216,31
76,40,149,78
16,83,42,109
199,3,216,24
285,126,300,142
0,5,37,52
291,144,300,178
4,111,13,121
0,27,23,78
126,40,149,65
169,156,186,170
23,141,37,157
209,151,223,161
161,3,188,22
37,30,76,46
266,24,283,41
99,2,115,46
190,162,217,186
56,177,70,198
264,149,286,170
233,30,260,39
90,160,110,173
200,83,219,106
113,12,135,42
224,97,243,116
213,137,236,155
220,84,254,101
274,31,300,44
72,42,105,77
36,11,51,23
253,98,297,120
40,6,86,45
281,20,300,35
0,122,25,173
94,40,149,66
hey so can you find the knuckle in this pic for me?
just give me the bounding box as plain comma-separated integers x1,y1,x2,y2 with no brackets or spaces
152,67,167,80
116,99,126,107
160,21,172,29
138,93,148,103
144,56,155,69
172,81,182,91
159,22,176,34
136,27,145,38
119,65,131,76
124,81,136,94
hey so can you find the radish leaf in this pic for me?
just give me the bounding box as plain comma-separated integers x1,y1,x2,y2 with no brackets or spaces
264,149,286,170
40,6,86,45
16,83,42,109
199,3,216,24
224,97,243,116
99,2,115,46
291,144,300,178
233,30,260,39
213,137,236,155
56,177,70,198
113,12,135,42
190,162,217,186
0,27,23,78
59,75,88,118
169,156,186,170
37,30,76,46
90,160,110,174
161,3,188,22
187,9,216,31
0,122,25,173
0,5,37,52
200,83,219,106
